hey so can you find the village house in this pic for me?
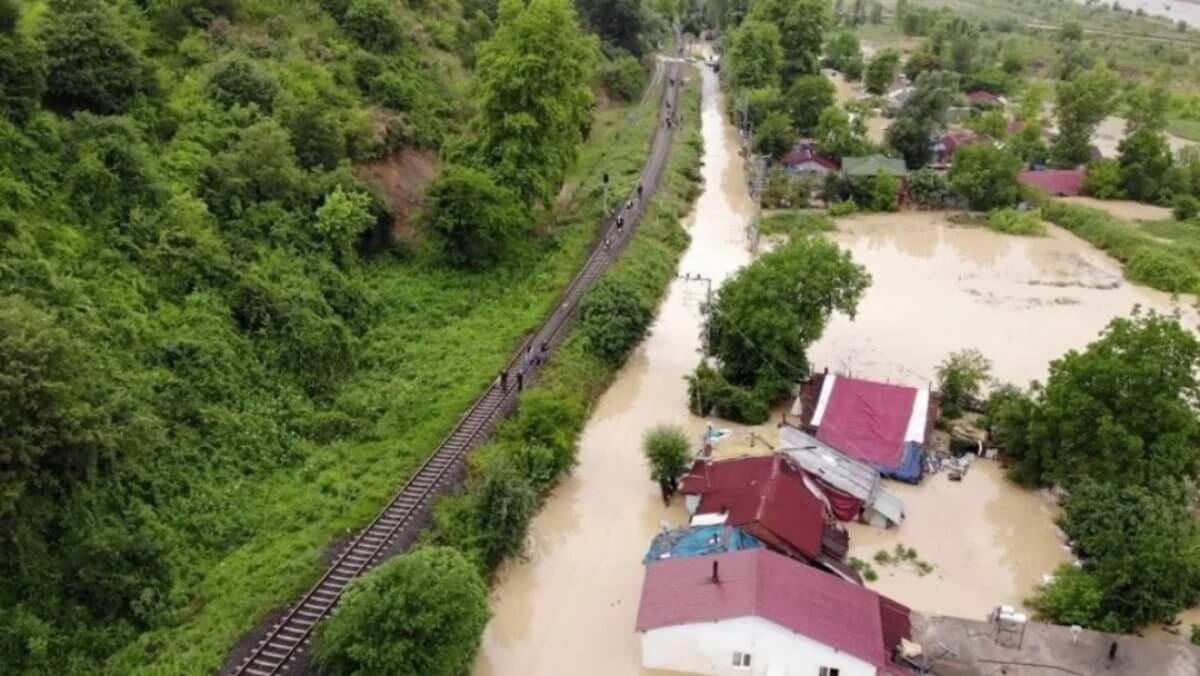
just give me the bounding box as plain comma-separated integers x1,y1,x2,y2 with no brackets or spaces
635,548,918,676
964,90,1003,108
929,130,983,169
781,426,905,529
780,142,840,179
790,371,934,484
678,454,859,583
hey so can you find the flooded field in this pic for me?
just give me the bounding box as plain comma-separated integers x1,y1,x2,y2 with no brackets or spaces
1093,115,1195,159
473,63,754,676
476,59,1200,676
808,211,1198,387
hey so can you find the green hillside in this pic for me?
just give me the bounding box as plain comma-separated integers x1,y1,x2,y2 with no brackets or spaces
0,0,671,672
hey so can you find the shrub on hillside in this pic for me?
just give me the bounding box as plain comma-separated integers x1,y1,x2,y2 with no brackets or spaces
313,547,489,676
423,165,528,269
598,51,647,102
0,34,47,124
342,0,404,52
207,56,278,110
40,7,147,114
579,279,653,367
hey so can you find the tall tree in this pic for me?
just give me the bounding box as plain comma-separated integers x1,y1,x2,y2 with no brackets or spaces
885,69,958,168
705,236,870,387
1118,128,1172,203
1051,64,1118,168
824,30,862,73
577,0,646,56
814,104,869,158
786,74,835,135
470,0,598,207
727,20,783,90
747,0,829,82
864,48,900,95
40,4,148,114
949,144,1022,211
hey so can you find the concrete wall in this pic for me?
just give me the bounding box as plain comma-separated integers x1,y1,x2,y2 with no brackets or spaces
641,616,876,676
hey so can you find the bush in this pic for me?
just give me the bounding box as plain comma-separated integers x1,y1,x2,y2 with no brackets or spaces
1083,159,1122,199
465,460,537,572
313,547,490,676
908,167,954,208
507,390,584,475
949,144,1021,211
1173,194,1200,221
1126,248,1200,293
642,424,692,487
685,362,772,424
0,0,17,34
579,279,652,366
936,348,992,419
342,0,404,51
869,172,899,212
598,51,647,102
0,35,48,123
984,208,1046,236
41,7,146,114
207,56,278,110
422,165,529,269
829,200,858,217
1027,565,1113,630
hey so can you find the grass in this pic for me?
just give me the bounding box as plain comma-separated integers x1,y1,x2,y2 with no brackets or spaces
1042,200,1200,294
1167,117,1200,143
985,208,1047,236
106,70,698,675
759,210,836,238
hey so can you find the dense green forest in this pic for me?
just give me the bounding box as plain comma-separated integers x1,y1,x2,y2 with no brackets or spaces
0,0,680,672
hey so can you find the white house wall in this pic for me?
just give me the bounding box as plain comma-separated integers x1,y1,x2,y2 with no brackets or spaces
641,615,877,676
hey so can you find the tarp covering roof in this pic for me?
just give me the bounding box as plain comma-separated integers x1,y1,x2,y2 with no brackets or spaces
843,154,908,177
636,548,912,670
642,526,763,564
815,375,925,467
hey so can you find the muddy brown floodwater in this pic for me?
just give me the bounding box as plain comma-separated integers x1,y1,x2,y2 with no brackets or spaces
476,66,1200,676
473,61,755,676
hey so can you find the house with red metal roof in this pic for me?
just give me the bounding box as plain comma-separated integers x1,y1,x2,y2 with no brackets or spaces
965,90,1002,107
930,130,984,168
635,548,916,676
678,454,857,583
781,142,841,178
1018,168,1087,197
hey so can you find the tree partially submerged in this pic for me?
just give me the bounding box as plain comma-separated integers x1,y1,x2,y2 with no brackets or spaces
642,424,692,502
935,349,991,419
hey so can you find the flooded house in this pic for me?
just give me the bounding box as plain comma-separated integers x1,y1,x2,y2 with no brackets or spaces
678,454,859,583
930,130,983,169
635,548,919,676
791,372,933,484
781,142,840,180
643,525,764,564
781,426,906,529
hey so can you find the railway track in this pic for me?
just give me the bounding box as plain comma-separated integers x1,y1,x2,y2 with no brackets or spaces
225,60,683,676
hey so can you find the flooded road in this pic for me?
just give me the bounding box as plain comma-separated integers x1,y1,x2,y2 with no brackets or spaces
473,63,755,676
808,211,1198,387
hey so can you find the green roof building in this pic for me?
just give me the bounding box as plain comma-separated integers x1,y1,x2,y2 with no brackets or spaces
842,155,908,178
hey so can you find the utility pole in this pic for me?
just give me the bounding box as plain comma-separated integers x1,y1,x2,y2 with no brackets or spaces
680,272,714,355
746,153,766,254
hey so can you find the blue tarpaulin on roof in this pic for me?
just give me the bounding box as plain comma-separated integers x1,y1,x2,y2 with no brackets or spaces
878,442,924,484
642,526,764,564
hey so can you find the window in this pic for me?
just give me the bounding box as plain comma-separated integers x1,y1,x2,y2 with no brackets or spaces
819,668,840,676
732,651,752,668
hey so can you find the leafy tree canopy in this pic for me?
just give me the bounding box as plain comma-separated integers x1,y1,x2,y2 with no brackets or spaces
314,547,490,676
747,0,829,82
40,5,148,115
948,143,1021,211
423,164,529,269
1052,64,1119,168
727,20,783,91
786,74,834,136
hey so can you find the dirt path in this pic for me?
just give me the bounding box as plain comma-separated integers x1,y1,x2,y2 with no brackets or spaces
1059,195,1173,221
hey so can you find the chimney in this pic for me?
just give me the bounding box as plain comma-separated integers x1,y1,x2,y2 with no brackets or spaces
711,560,720,584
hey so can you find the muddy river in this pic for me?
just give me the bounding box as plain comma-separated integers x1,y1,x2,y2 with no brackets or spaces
475,60,1200,676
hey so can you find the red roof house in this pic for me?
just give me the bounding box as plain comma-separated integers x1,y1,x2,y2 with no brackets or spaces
1018,168,1086,197
679,455,856,581
635,548,914,676
931,130,982,166
781,142,841,175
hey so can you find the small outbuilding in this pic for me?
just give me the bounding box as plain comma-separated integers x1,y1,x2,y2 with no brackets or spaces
636,548,917,676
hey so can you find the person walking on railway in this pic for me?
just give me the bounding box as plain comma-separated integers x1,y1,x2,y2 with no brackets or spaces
517,371,524,391
637,182,644,199
500,369,508,390
617,214,624,231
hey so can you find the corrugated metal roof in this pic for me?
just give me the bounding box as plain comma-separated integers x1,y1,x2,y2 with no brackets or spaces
1019,168,1086,196
635,549,898,669
782,426,879,502
679,455,827,560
